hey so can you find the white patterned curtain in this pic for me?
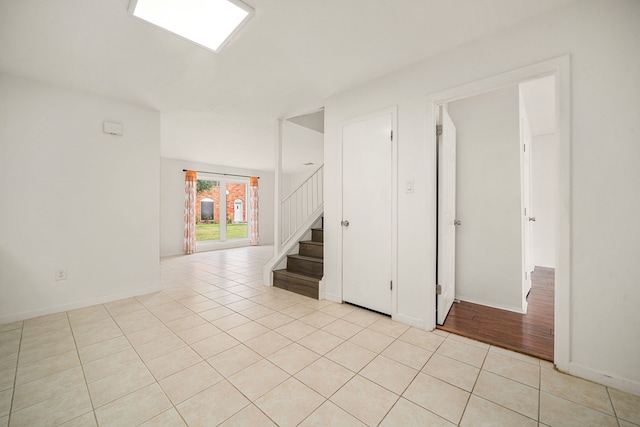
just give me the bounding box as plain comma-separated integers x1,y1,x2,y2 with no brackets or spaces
184,170,197,254
249,176,259,245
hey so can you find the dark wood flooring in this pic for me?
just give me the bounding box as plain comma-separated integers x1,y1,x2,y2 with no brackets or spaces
437,267,554,361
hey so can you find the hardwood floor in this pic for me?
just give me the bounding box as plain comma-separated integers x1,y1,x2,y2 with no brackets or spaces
438,267,554,361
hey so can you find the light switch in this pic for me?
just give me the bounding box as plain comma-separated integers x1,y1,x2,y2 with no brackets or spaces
406,180,414,193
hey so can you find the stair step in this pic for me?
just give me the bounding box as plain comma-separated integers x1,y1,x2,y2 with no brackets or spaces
300,240,322,245
311,228,323,243
273,270,319,299
299,240,323,259
286,254,323,279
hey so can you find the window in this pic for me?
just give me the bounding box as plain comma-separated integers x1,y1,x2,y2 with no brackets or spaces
195,177,249,243
129,0,254,53
196,180,220,241
226,182,248,239
200,198,214,221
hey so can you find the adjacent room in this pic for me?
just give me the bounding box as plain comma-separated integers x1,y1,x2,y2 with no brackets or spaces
436,76,558,362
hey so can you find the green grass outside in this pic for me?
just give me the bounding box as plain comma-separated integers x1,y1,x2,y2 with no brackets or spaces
196,223,248,241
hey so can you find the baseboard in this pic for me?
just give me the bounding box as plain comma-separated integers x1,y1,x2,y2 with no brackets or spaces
0,285,162,324
318,277,325,300
324,291,342,303
393,313,428,330
568,362,640,396
456,295,526,314
197,239,250,252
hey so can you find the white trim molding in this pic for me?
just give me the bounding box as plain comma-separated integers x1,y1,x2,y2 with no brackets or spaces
568,362,640,397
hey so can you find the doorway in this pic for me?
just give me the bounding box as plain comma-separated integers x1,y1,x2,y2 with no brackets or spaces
234,199,244,223
434,73,560,360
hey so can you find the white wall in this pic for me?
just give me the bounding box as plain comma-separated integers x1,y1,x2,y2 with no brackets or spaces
324,0,640,393
532,134,557,268
448,86,523,312
281,120,324,196
160,158,274,257
282,170,319,197
0,73,161,323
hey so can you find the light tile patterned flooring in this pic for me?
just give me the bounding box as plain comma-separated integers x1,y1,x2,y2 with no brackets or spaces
1,246,639,426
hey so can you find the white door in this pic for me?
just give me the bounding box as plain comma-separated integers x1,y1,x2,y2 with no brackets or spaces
342,113,393,315
521,114,534,303
437,107,457,325
234,199,243,222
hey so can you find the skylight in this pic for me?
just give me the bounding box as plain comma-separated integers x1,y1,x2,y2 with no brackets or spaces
130,0,253,53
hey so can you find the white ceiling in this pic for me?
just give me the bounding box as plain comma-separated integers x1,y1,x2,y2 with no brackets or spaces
0,0,578,171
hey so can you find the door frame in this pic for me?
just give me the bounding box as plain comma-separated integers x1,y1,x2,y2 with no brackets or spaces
426,56,571,370
337,106,398,317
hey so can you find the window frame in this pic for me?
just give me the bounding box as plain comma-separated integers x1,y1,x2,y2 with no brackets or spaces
195,175,251,251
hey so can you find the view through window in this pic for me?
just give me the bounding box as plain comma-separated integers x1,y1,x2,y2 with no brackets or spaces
196,179,248,242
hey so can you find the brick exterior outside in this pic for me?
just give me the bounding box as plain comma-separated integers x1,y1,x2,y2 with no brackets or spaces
196,182,247,224
226,183,247,223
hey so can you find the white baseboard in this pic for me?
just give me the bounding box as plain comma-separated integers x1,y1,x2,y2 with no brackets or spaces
456,295,526,314
318,277,325,300
393,313,428,330
568,362,640,396
0,285,162,324
324,291,342,303
196,239,250,252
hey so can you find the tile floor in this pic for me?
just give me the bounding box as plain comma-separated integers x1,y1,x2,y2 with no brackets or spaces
1,246,639,426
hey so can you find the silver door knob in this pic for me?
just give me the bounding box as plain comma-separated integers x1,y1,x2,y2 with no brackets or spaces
454,220,461,226
341,220,350,227
528,217,536,222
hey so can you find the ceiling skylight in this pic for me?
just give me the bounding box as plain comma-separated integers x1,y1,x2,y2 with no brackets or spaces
130,0,253,53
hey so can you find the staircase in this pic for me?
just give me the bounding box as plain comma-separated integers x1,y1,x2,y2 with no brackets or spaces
273,227,323,299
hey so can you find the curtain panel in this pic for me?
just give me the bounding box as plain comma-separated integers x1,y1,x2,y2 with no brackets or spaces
184,170,197,254
249,176,259,245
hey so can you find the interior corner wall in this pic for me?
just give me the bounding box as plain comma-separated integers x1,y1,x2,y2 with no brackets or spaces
532,134,557,268
324,0,640,392
281,120,324,196
447,86,523,312
159,158,274,257
0,73,161,323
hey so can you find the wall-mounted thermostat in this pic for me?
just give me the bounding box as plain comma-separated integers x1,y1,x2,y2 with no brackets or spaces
103,121,123,136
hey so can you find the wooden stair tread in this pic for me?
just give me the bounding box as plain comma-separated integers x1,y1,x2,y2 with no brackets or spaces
273,269,320,281
288,254,323,263
273,269,319,299
299,240,323,246
272,223,324,300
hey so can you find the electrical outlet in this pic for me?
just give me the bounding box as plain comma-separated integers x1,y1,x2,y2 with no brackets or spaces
55,268,67,281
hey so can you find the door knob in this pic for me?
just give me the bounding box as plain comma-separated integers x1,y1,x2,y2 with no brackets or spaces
454,220,461,226
341,220,350,227
528,217,536,222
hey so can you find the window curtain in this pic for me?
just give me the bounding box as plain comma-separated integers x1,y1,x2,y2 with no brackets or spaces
184,170,197,254
249,176,259,245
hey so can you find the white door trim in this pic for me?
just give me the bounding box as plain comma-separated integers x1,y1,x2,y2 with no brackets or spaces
425,56,571,370
338,106,398,318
